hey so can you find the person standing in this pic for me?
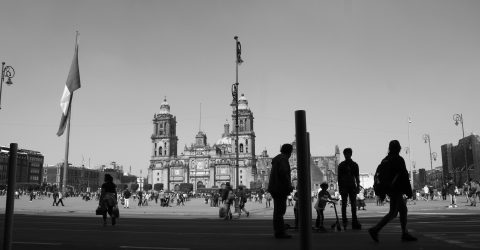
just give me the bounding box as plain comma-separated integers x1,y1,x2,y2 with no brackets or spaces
268,143,294,239
337,148,361,230
447,177,457,208
123,188,131,208
368,140,417,242
265,191,272,208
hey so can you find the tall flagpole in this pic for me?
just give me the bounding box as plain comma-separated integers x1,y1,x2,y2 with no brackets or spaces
62,31,79,194
233,36,241,188
62,98,72,193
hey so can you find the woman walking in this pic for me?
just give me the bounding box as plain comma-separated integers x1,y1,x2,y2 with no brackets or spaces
100,174,118,226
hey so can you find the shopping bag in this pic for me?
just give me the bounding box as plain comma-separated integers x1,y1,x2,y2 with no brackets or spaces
219,206,226,218
113,205,120,218
95,205,105,215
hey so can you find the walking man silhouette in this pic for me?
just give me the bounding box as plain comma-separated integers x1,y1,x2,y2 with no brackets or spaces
368,140,417,242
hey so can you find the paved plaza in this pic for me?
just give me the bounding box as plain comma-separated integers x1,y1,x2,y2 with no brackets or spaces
1,195,479,219
1,195,480,249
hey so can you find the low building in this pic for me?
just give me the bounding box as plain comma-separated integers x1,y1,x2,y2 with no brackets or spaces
0,146,44,188
43,164,101,192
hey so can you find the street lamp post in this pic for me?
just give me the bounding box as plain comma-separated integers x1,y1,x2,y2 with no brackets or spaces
423,134,434,171
453,113,469,182
407,117,413,189
0,62,16,109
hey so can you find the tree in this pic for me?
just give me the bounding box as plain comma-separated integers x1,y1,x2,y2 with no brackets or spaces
144,184,152,191
179,183,193,193
131,183,139,192
154,183,164,191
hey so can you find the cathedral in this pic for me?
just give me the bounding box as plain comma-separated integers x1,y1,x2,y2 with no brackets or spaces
147,94,256,191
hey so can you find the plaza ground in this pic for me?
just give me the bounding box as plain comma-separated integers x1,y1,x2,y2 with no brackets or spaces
1,195,480,249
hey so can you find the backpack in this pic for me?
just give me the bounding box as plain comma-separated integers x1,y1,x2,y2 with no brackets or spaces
373,158,395,201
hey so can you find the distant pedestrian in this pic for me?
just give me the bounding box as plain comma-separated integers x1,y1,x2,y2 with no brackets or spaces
56,191,65,206
337,148,361,230
357,186,366,210
221,182,234,220
293,190,299,229
237,186,250,218
265,192,272,208
368,140,417,242
99,174,118,226
268,143,294,239
123,189,131,208
52,191,58,206
137,191,143,206
447,177,457,208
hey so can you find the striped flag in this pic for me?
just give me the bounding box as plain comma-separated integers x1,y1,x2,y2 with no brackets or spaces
57,43,81,136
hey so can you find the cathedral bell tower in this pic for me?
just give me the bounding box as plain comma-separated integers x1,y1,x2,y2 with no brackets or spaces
151,98,178,158
231,93,255,157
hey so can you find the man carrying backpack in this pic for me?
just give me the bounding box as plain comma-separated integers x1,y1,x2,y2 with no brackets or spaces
368,140,417,242
337,148,361,230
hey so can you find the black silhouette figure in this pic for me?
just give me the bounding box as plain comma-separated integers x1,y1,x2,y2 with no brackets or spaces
337,148,361,230
368,140,417,242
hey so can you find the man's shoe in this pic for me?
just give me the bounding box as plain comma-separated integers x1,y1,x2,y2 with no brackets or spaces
401,233,418,242
275,233,292,239
368,228,379,242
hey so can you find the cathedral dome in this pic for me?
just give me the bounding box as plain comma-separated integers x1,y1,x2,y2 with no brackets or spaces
159,98,170,114
216,136,232,145
238,93,249,110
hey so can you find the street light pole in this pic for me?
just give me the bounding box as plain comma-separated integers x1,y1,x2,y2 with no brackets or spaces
423,134,433,171
1,62,16,109
453,113,469,182
407,117,413,189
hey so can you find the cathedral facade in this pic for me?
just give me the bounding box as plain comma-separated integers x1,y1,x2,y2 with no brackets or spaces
148,95,257,191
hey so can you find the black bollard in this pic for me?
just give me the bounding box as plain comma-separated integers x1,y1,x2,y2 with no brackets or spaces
3,143,18,250
295,111,311,250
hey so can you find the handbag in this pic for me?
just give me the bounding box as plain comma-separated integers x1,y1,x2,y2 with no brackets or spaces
95,205,105,215
113,205,120,218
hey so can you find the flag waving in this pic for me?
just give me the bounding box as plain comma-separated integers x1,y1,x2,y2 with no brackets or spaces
235,36,243,64
57,42,81,136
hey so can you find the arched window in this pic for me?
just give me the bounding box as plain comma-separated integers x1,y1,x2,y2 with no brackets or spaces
240,143,244,153
154,143,157,156
159,147,163,156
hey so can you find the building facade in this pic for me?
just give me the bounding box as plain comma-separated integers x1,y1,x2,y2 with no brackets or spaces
255,143,341,192
441,134,480,185
0,146,44,187
148,95,257,191
43,164,101,192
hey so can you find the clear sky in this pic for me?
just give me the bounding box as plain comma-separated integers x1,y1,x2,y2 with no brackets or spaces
1,0,479,177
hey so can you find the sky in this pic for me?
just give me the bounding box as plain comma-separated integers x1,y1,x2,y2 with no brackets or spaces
0,0,479,177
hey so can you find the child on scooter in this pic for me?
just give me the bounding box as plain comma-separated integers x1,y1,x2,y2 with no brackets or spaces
314,182,338,231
